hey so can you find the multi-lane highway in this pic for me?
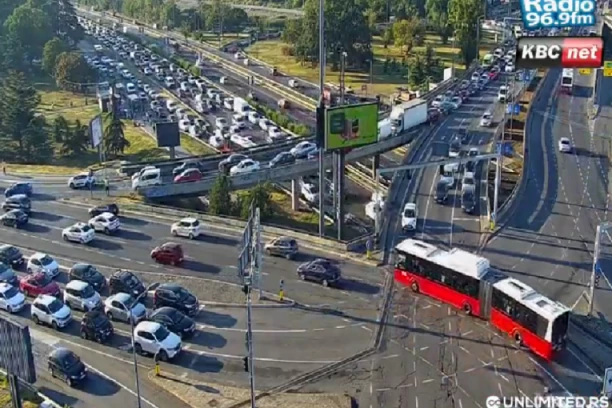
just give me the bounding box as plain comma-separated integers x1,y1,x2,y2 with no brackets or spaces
0,178,386,403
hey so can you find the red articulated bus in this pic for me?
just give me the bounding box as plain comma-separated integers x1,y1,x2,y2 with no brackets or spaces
394,239,570,361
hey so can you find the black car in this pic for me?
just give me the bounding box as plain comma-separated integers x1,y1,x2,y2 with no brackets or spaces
4,182,32,198
457,129,470,145
89,203,119,217
80,310,113,343
462,190,476,214
1,194,31,214
108,270,146,298
0,245,24,268
0,262,18,286
47,348,87,387
153,283,199,316
269,152,295,168
0,209,28,228
435,181,449,204
149,306,195,338
172,161,204,177
218,154,248,174
264,236,299,259
296,259,341,287
70,263,106,292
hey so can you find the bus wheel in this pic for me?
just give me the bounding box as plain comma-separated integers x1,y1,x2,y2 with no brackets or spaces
410,281,419,293
513,331,523,346
462,303,472,315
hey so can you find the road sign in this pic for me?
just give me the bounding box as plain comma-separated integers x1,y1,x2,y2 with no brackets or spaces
603,367,612,396
604,61,612,69
506,103,520,115
579,68,592,75
604,68,612,77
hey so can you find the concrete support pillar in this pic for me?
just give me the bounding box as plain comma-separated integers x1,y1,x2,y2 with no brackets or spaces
291,179,300,211
336,152,345,241
372,155,380,179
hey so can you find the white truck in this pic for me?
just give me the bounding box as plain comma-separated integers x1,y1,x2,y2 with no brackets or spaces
378,118,392,140
389,99,428,134
233,97,250,114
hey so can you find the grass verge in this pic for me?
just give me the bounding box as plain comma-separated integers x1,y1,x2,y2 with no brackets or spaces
245,33,497,96
180,134,218,156
0,374,44,408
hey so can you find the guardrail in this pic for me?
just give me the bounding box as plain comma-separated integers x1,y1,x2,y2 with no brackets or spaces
140,126,427,198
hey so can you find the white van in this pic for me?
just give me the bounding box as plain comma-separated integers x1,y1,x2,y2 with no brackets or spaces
126,83,136,94
498,86,507,102
180,82,190,92
132,168,161,190
164,76,175,88
288,79,299,88
166,100,177,113
220,76,227,84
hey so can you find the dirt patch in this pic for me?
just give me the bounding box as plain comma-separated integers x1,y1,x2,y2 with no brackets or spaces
488,70,545,215
149,371,352,408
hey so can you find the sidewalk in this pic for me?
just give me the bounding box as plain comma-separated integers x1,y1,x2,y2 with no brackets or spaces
147,371,352,408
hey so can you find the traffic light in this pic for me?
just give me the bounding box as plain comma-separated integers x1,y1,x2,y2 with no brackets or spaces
243,356,249,372
315,99,325,148
242,284,250,295
595,273,601,287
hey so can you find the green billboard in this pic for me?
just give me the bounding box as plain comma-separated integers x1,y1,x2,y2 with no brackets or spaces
325,102,379,151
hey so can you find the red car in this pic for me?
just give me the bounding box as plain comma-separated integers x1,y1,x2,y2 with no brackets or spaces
489,68,500,80
20,273,60,297
174,169,202,183
151,243,184,265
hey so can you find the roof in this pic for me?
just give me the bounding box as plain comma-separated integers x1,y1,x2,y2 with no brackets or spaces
493,278,570,322
72,263,92,271
31,252,48,259
110,292,132,303
135,321,161,332
158,283,181,291
0,282,12,292
35,294,58,305
404,203,416,210
395,239,490,280
562,68,573,77
66,280,89,290
50,347,73,360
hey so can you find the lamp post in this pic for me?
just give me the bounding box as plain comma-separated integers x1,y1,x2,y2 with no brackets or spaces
128,282,159,408
476,16,485,66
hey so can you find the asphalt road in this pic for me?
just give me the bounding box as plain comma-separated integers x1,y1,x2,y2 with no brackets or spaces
481,67,611,314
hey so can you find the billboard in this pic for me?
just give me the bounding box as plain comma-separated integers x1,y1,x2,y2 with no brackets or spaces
89,115,103,148
325,102,378,151
154,122,180,148
0,315,36,383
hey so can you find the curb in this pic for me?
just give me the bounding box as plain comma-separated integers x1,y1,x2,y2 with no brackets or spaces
59,198,381,267
203,298,296,309
148,371,196,407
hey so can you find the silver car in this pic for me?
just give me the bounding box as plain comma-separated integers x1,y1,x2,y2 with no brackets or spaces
104,293,146,323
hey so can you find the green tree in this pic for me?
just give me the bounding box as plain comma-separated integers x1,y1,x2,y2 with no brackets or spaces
0,31,25,73
103,109,129,157
42,37,69,74
426,0,452,44
0,71,42,160
54,52,96,89
22,116,53,163
51,116,71,143
392,18,424,56
240,183,273,219
159,0,181,28
61,119,89,156
448,0,482,66
408,55,426,87
4,4,52,58
224,8,248,33
208,175,232,216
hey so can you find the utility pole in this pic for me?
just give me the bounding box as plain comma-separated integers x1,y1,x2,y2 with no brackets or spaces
589,223,610,315
317,0,326,237
336,51,348,240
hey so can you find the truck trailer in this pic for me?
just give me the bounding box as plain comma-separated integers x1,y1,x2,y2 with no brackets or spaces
389,98,428,134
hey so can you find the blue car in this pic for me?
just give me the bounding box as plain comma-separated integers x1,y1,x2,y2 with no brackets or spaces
4,182,32,198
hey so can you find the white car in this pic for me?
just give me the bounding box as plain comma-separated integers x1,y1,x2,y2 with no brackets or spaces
290,141,317,158
431,95,445,108
471,72,480,82
401,203,418,232
179,119,190,132
462,172,475,191
230,159,261,176
248,111,261,124
440,164,456,187
62,222,95,244
505,62,515,73
0,282,25,313
215,118,228,129
89,212,120,234
480,111,492,127
558,137,572,152
31,295,72,330
268,127,284,140
133,321,182,361
498,86,507,102
27,253,60,277
223,98,234,110
449,97,462,109
301,183,319,203
68,173,95,189
171,217,201,239
104,292,147,323
209,135,224,148
258,118,274,131
64,280,101,311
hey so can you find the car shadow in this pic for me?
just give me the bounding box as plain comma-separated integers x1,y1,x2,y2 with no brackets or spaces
88,239,123,251
30,211,63,221
180,260,221,274
31,192,56,201
22,223,51,233
174,350,224,373
196,234,238,246
117,229,152,241
36,387,79,406
119,216,148,226
194,309,238,328
188,331,227,349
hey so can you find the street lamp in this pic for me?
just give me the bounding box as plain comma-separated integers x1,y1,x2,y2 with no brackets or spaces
476,15,485,66
128,282,159,408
